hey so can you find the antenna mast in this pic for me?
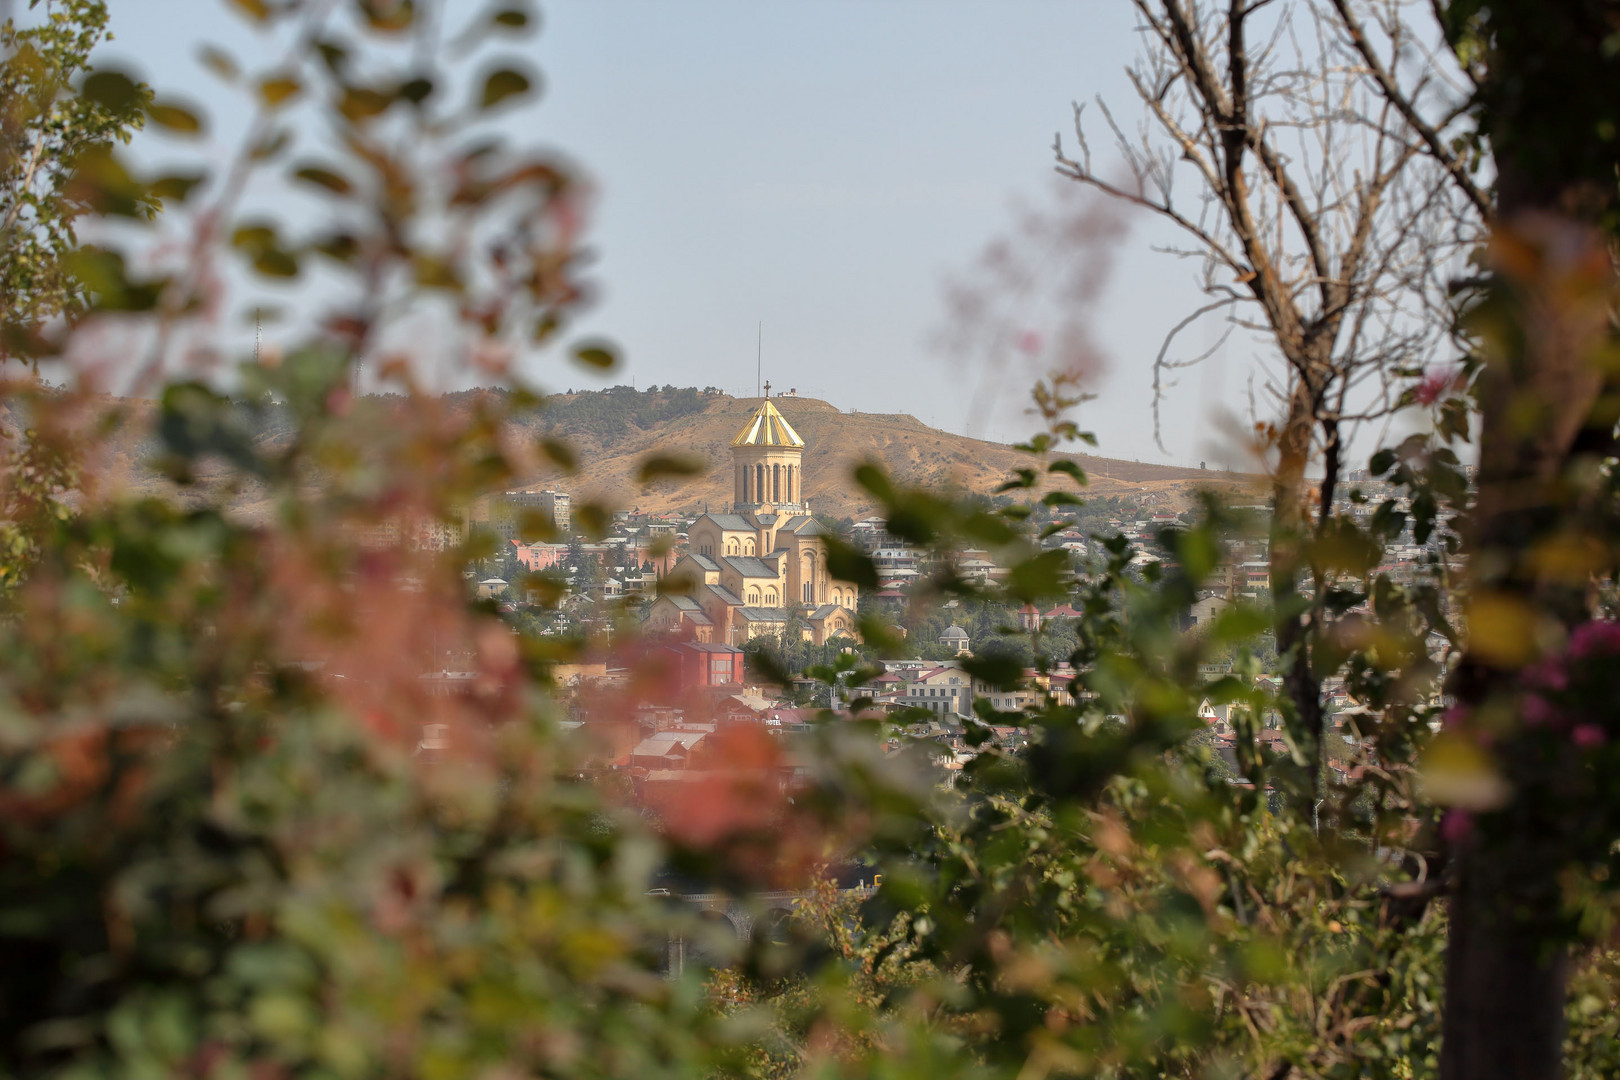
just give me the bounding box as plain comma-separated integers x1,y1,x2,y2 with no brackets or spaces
756,321,761,399
254,309,261,365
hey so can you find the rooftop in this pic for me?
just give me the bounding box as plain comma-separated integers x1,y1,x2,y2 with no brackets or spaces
730,398,806,447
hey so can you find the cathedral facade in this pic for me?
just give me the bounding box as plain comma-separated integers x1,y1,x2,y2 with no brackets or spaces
643,397,859,646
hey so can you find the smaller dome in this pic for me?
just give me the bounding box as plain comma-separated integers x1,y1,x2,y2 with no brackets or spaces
939,625,969,641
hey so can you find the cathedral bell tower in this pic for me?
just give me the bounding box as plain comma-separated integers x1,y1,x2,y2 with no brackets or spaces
731,387,807,514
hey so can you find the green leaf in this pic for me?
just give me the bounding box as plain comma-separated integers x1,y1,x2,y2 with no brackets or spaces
150,173,206,204
398,77,434,105
258,77,302,108
230,223,278,251
148,100,204,135
825,538,879,590
516,510,558,543
574,502,612,540
1210,605,1269,641
197,45,240,83
532,312,563,344
961,653,1024,691
540,437,576,472
412,254,462,290
249,128,291,161
338,87,392,122
251,249,300,278
292,165,352,195
636,454,704,484
479,67,534,110
1005,549,1070,602
226,0,271,21
571,341,618,370
853,463,895,501
82,70,142,112
1048,459,1087,485
360,0,416,31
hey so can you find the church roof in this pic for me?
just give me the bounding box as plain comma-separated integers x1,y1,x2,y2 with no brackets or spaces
808,603,846,621
721,556,779,578
702,513,755,531
779,516,823,535
683,553,720,572
704,583,745,606
730,398,805,447
660,595,713,626
737,607,791,623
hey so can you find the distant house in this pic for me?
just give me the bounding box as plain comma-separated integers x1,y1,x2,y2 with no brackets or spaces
657,641,745,688
629,730,709,771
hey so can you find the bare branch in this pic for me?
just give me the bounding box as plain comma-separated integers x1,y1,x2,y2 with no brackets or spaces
1329,0,1491,218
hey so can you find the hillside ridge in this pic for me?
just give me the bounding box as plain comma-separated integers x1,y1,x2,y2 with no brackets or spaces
0,386,1260,520
485,387,1259,519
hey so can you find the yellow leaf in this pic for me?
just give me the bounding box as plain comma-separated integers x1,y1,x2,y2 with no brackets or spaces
1418,732,1511,810
258,76,302,108
1467,592,1539,667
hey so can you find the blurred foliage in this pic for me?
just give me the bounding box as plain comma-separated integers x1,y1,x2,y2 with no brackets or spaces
4,1,1620,1079
1,0,152,355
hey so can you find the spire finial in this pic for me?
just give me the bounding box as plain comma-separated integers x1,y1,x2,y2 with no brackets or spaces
763,380,772,399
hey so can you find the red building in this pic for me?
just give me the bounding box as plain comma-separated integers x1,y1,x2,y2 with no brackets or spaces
658,641,745,688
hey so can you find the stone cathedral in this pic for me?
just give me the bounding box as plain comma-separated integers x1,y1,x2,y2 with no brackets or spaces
642,394,859,646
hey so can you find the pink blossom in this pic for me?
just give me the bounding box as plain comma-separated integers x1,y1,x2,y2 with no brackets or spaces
1568,620,1620,661
1414,366,1461,406
1525,658,1569,693
1572,724,1607,749
1016,330,1043,355
1522,694,1561,728
1441,810,1474,845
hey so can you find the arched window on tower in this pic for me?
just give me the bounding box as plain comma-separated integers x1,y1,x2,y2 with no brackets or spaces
755,464,764,503
744,539,755,556
747,589,760,605
765,588,777,605
726,539,737,556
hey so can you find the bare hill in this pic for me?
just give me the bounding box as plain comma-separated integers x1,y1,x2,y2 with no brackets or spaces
3,387,1260,522
503,390,1259,519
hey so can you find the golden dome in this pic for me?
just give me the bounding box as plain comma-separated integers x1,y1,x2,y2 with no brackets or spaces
730,398,805,448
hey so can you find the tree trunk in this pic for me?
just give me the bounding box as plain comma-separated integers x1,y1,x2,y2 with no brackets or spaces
1270,373,1324,806
1438,202,1609,1080
1442,827,1570,1080
1436,1,1620,1067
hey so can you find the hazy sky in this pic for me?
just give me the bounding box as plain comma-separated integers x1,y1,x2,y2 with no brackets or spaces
105,0,1275,468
